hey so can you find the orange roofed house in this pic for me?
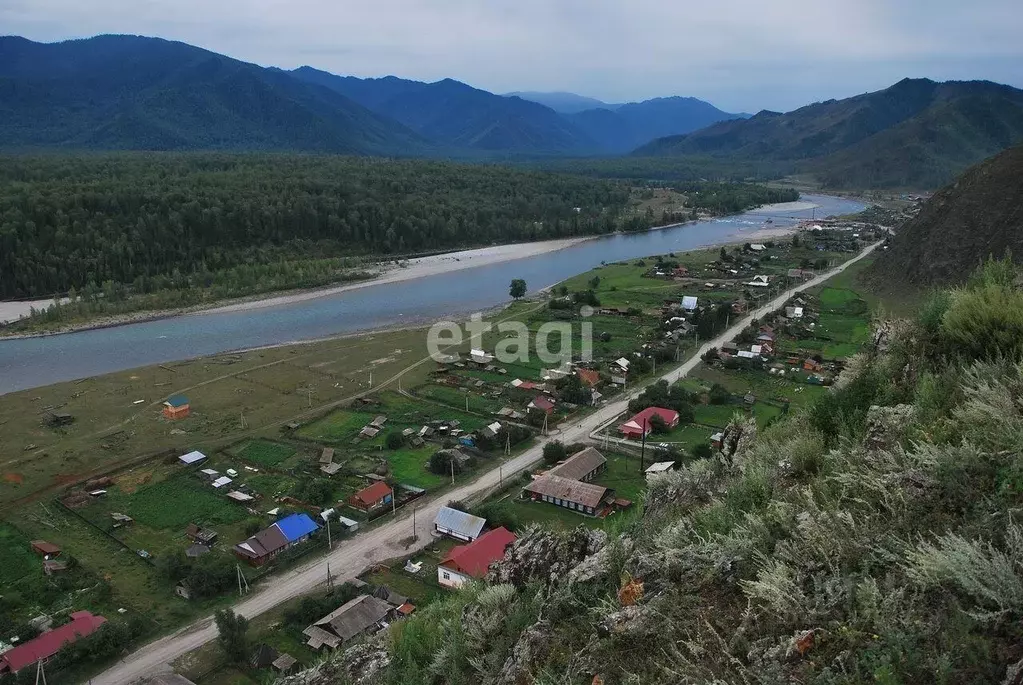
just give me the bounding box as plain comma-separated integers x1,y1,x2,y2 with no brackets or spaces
438,527,517,588
162,395,190,420
348,481,393,512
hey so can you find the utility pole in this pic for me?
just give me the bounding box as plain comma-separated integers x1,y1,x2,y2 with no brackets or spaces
327,561,333,591
236,564,249,596
640,418,647,473
505,432,511,456
35,660,47,685
327,517,332,550
465,395,469,413
369,371,373,387
499,465,503,485
450,455,455,485
412,506,417,541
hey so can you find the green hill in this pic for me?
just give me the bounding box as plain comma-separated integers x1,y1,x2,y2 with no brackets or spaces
634,78,1023,189
869,145,1023,286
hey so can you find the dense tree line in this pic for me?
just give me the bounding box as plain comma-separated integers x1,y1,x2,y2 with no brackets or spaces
0,153,638,299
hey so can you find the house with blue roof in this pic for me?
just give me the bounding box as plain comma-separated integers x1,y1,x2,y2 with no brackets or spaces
234,513,320,567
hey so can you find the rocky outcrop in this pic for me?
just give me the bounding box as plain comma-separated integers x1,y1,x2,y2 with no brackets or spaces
719,416,758,471
277,641,390,685
488,525,607,587
863,404,915,453
493,620,553,685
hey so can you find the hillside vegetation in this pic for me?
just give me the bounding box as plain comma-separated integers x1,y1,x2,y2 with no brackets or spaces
870,145,1023,286
288,259,1023,684
635,78,1023,189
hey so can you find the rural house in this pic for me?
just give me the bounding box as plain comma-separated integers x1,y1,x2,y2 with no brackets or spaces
522,475,614,517
30,540,61,557
348,481,393,512
303,594,395,650
233,513,319,567
185,523,218,546
0,611,106,673
162,395,190,420
527,395,555,415
438,527,517,588
547,447,607,483
433,506,487,542
618,407,680,439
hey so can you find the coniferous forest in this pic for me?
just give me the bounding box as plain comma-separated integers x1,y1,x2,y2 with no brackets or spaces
0,154,642,300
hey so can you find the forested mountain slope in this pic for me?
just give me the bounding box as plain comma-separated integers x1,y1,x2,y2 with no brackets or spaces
283,259,1023,685
635,78,1023,188
0,35,428,154
870,145,1023,286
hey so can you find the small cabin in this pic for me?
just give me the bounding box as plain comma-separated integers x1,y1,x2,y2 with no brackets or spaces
163,395,190,420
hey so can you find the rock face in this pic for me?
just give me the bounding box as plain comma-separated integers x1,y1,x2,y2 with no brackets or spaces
719,416,758,471
488,525,607,587
863,404,915,453
494,620,553,685
278,641,390,685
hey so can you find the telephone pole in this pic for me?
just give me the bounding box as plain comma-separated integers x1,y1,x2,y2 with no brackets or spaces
640,418,647,472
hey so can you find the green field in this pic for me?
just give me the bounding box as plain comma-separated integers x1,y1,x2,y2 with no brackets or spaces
0,523,38,585
385,445,447,489
84,474,247,530
237,439,297,467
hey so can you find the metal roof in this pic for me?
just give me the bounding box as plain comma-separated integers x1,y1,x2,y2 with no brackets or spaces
275,513,319,543
524,475,609,509
548,447,606,481
178,451,207,464
434,506,486,539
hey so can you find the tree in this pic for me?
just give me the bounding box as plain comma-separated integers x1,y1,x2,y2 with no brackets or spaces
509,279,527,299
215,609,250,664
588,275,601,289
709,383,732,405
692,443,713,459
542,440,567,465
386,431,404,450
649,414,670,434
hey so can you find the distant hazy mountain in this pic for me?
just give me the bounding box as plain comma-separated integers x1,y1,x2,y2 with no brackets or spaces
0,35,428,155
505,91,615,114
569,96,748,153
293,68,594,153
634,78,1023,188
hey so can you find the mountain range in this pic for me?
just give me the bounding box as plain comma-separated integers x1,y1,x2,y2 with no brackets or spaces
0,34,743,157
2,34,1023,188
635,78,1023,188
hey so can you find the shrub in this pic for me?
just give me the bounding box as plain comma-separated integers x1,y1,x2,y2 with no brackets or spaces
386,431,405,450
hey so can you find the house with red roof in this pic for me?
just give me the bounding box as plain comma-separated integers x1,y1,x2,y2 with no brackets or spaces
618,406,680,439
437,527,517,588
0,611,106,673
348,481,393,512
527,395,555,415
576,368,601,388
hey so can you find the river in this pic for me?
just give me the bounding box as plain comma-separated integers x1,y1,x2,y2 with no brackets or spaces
0,194,863,394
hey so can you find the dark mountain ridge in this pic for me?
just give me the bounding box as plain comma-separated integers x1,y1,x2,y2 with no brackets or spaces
869,145,1023,286
0,35,429,155
634,78,1023,188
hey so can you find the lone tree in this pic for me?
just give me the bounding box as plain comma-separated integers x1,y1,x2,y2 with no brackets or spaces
215,609,250,664
385,431,404,450
509,279,527,300
542,440,567,465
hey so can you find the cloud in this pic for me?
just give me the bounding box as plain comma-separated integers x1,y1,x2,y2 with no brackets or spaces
2,0,1021,111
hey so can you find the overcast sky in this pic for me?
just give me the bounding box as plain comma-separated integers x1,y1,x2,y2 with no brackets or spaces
3,0,1021,112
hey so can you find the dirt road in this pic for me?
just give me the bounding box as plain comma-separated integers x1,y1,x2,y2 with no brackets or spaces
91,242,878,684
